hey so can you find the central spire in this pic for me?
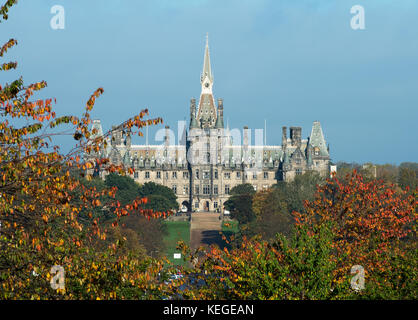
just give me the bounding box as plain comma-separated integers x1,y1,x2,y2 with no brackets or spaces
201,33,213,91
195,33,217,128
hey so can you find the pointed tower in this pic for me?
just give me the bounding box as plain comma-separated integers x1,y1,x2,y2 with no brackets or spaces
196,34,218,129
307,121,330,177
201,33,213,90
308,121,329,157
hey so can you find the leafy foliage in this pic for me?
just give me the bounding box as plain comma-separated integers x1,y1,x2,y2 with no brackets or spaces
294,170,417,298
249,187,293,240
0,4,180,299
0,0,17,22
224,184,256,225
138,181,179,212
244,171,323,241
177,171,417,300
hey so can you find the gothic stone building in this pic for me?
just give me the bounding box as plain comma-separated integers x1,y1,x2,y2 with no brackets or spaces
88,38,331,212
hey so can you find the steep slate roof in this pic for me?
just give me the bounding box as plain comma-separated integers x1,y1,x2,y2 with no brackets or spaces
308,121,329,157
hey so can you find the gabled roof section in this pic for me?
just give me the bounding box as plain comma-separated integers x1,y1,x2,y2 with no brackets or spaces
308,121,329,157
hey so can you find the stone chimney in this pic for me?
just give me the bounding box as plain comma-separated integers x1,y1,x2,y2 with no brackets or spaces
215,98,224,129
290,127,302,148
190,98,198,129
282,126,287,150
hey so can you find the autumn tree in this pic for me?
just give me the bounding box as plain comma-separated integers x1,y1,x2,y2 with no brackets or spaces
244,172,323,242
178,222,341,300
177,170,417,300
398,166,417,191
249,187,293,240
294,170,417,298
0,2,178,299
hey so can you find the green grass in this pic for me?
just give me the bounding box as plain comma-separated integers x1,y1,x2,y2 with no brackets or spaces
163,221,190,267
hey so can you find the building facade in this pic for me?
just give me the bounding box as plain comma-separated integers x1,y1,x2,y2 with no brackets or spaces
88,37,331,212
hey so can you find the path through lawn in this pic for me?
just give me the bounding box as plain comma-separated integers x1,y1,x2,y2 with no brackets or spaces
190,212,222,251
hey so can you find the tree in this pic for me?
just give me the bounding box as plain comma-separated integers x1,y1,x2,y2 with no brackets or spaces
375,164,398,184
275,171,324,214
101,175,170,257
252,189,271,217
177,170,417,300
105,173,141,206
0,3,175,299
246,172,323,241
179,222,340,300
224,184,256,225
294,170,417,297
139,181,179,212
250,188,293,240
116,214,167,258
335,162,362,181
398,167,417,191
229,183,256,197
227,194,255,224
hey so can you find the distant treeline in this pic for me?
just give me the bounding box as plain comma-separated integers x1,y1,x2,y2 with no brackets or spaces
335,161,417,190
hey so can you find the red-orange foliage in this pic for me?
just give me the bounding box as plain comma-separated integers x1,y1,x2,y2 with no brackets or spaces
294,170,417,279
0,19,171,297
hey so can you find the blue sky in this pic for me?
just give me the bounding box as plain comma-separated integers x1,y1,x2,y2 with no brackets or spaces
1,0,417,164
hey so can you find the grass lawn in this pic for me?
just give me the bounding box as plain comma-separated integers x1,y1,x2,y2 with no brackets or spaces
163,220,190,267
